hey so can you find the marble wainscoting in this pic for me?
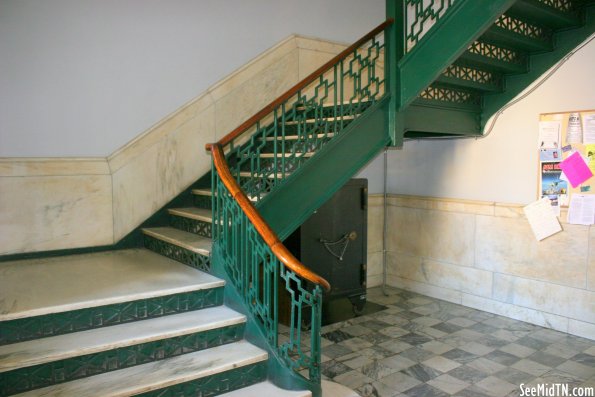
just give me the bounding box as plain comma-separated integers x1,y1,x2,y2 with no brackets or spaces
367,195,384,288
371,194,595,341
1,34,357,256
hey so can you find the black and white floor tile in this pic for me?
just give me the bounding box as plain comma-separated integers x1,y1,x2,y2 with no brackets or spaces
313,287,595,397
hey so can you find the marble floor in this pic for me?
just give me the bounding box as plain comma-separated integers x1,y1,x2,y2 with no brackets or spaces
317,287,595,397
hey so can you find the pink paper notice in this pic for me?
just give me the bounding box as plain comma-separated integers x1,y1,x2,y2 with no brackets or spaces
560,151,593,188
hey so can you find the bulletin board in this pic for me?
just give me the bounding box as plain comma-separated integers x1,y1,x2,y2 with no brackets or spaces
538,109,595,217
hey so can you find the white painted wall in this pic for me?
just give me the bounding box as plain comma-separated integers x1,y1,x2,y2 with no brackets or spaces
0,0,384,157
359,37,595,204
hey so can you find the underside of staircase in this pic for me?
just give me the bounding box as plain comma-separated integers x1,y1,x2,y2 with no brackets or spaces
1,0,594,396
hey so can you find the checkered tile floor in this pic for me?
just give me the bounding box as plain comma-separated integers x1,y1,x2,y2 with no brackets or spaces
318,287,595,397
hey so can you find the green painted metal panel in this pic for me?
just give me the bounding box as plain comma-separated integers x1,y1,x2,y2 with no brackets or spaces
481,4,595,129
398,0,517,108
257,98,390,241
0,288,224,345
0,324,245,395
404,103,481,137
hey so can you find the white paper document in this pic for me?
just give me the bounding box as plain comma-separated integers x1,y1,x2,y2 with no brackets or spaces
538,121,561,149
583,114,595,144
567,194,595,225
523,198,562,241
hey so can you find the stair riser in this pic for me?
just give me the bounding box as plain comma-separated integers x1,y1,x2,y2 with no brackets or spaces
137,362,267,397
193,194,212,210
0,324,245,396
169,215,212,239
0,289,224,346
143,236,210,272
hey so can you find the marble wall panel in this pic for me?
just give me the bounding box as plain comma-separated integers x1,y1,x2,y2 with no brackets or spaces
461,293,569,333
112,143,159,242
367,251,383,288
368,200,384,253
476,215,588,288
214,51,299,141
387,253,492,298
388,206,475,267
0,175,113,255
568,319,595,341
492,273,595,323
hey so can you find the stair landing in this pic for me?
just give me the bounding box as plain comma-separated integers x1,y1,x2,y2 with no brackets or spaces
0,248,223,321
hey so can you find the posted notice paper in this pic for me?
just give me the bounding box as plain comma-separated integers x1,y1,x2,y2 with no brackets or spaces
523,198,562,241
567,194,595,225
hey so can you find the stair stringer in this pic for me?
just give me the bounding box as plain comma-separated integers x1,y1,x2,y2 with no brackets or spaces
396,0,516,110
481,4,595,130
256,97,391,241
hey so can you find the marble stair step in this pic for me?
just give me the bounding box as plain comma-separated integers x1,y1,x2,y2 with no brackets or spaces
284,115,355,125
13,340,267,397
219,381,311,397
142,227,212,256
261,132,335,141
0,249,222,322
192,188,261,202
168,207,212,223
239,171,290,179
192,188,212,197
258,152,315,158
0,306,245,373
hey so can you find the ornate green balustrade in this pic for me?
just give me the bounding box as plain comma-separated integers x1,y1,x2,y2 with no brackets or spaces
212,170,323,382
207,21,392,394
405,0,457,51
224,24,389,202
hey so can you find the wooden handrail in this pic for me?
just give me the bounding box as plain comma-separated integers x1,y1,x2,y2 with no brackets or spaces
209,144,331,291
205,21,394,292
205,19,394,151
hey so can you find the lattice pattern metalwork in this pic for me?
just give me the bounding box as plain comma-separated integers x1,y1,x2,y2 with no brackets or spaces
537,0,576,12
0,324,244,395
138,362,267,397
405,0,457,51
0,289,223,345
225,34,385,202
169,215,212,238
419,85,481,106
495,15,551,41
442,64,501,88
212,177,323,383
209,25,388,389
144,236,210,272
467,41,524,65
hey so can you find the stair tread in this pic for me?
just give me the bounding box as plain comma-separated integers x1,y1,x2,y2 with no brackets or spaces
239,171,289,179
168,207,212,222
261,133,335,141
13,340,267,397
0,307,245,373
192,188,212,196
142,227,212,256
218,381,311,397
259,152,316,158
0,249,222,322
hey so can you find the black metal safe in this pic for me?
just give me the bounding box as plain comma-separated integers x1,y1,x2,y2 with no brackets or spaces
285,178,368,313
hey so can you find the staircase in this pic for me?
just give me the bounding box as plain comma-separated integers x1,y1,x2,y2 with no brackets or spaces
394,0,595,139
1,1,593,396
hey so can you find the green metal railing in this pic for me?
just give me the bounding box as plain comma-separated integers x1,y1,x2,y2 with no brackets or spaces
212,170,324,382
207,20,392,392
405,0,457,51
224,24,390,202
